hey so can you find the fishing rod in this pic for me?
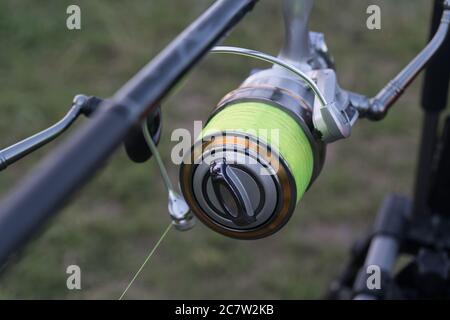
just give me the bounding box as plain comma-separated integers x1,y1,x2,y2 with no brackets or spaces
0,0,449,299
0,0,258,265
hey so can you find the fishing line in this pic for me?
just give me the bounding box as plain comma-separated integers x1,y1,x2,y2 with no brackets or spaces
142,121,174,192
118,222,172,300
119,120,182,300
202,102,314,201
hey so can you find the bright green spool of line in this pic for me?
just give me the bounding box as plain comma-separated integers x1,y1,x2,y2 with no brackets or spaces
201,102,313,202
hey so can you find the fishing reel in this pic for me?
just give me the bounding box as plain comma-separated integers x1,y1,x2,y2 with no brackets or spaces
178,1,361,240
117,28,357,238
177,0,360,239
179,43,358,239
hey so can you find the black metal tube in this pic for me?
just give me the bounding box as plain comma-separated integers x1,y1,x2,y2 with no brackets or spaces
0,0,257,265
360,1,450,120
412,0,450,217
412,112,440,216
428,116,450,214
422,0,450,112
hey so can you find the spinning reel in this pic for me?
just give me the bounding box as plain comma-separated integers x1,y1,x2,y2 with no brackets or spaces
179,43,351,239
179,1,355,239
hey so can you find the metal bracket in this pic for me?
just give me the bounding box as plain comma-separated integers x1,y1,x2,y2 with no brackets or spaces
309,69,358,142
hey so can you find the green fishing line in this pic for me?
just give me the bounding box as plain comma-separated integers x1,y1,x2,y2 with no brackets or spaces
201,102,313,202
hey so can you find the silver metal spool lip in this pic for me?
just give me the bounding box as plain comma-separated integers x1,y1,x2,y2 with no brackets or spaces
179,132,298,239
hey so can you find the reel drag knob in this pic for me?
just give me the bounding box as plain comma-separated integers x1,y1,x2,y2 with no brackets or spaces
209,160,256,226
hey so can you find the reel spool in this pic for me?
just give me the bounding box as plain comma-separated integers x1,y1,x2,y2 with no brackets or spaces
180,48,327,239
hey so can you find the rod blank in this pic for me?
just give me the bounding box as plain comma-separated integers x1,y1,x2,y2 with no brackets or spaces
0,0,257,266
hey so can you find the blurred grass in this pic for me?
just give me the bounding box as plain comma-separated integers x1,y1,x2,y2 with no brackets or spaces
0,0,432,299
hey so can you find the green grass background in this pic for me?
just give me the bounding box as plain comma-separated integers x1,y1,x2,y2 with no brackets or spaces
0,0,434,299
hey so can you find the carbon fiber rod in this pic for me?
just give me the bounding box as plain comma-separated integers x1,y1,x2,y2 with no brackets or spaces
0,0,258,266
